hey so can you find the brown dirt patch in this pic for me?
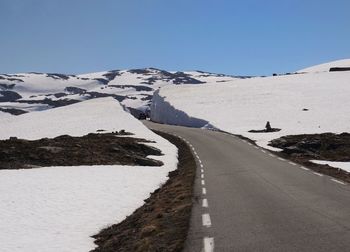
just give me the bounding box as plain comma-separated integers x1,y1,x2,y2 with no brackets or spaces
91,131,196,252
0,132,164,169
269,132,350,183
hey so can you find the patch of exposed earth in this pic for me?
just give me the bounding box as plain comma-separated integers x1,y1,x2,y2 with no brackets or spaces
0,132,164,169
269,132,350,183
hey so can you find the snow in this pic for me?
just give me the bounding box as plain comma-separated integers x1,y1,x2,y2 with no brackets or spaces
0,101,51,112
0,97,178,252
0,111,13,118
0,165,172,252
310,160,350,173
0,97,154,140
297,59,350,73
151,70,350,150
184,71,242,83
6,73,99,99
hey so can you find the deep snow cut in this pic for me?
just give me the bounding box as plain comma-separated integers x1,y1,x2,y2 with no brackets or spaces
0,97,178,252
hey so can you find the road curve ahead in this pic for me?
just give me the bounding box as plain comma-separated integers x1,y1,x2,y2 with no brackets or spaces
144,121,350,252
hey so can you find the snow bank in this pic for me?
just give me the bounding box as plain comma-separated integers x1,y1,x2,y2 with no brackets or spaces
0,97,177,252
151,71,350,150
310,160,350,173
0,97,156,141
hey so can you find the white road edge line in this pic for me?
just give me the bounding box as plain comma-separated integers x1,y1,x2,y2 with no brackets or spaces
313,172,324,177
202,198,209,208
202,213,212,227
269,153,275,157
278,157,286,161
288,162,297,166
261,150,266,153
203,237,214,252
331,178,346,185
300,166,310,171
202,187,207,195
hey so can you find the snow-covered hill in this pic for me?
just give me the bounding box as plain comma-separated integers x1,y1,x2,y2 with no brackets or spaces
0,97,178,251
0,68,245,116
297,59,350,73
151,60,350,150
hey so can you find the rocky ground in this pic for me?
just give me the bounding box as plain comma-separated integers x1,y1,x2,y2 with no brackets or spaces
92,131,196,252
0,131,164,169
269,132,350,183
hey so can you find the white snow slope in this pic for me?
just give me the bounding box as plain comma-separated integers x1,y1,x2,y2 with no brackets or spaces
0,97,178,252
151,63,350,150
298,59,350,73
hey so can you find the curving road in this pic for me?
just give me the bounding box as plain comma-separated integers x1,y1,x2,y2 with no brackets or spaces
144,121,350,252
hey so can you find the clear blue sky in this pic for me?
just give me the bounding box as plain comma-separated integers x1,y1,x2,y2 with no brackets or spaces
1,0,349,76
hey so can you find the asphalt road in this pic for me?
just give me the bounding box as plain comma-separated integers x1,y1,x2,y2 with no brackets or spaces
144,121,350,252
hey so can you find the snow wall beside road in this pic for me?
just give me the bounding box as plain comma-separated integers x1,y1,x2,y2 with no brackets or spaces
150,90,210,128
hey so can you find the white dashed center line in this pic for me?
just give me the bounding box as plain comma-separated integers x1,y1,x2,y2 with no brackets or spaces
202,213,212,227
203,237,214,252
278,157,286,161
300,166,310,171
202,198,209,208
178,135,214,251
288,162,297,166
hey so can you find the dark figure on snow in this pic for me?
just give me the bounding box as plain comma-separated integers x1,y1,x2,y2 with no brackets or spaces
265,121,272,132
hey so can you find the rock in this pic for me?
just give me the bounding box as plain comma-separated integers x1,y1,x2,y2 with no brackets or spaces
37,146,64,154
283,146,306,154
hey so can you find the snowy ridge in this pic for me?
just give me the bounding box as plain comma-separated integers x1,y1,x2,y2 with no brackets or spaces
297,59,350,73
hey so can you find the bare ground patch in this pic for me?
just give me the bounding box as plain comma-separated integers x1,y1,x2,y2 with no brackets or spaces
0,132,164,169
269,132,350,183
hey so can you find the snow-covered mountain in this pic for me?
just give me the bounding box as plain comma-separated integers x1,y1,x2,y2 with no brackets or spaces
0,68,246,116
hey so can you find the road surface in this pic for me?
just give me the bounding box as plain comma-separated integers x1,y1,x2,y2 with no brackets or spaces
145,121,350,252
